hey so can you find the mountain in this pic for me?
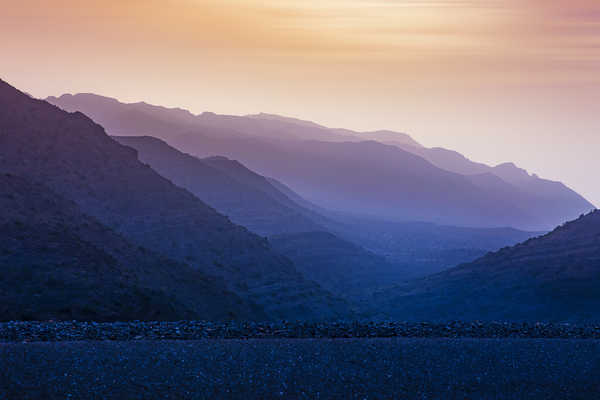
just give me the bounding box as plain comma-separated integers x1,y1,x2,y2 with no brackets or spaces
385,145,592,221
109,137,540,290
115,136,527,298
1,79,346,320
269,231,408,301
0,173,261,322
113,136,322,236
374,210,600,322
113,136,416,301
168,136,559,229
45,93,200,140
44,90,552,301
352,130,423,149
245,114,594,230
317,214,540,278
47,93,594,230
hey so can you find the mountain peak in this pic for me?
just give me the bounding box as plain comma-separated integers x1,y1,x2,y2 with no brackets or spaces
358,130,423,148
246,113,326,129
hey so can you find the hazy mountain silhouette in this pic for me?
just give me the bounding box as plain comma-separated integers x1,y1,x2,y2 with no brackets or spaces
113,136,539,287
375,210,600,322
385,144,592,221
47,94,593,230
269,231,411,302
318,213,540,278
352,129,423,149
169,136,562,229
1,79,346,320
0,173,262,322
46,93,200,140
113,135,323,236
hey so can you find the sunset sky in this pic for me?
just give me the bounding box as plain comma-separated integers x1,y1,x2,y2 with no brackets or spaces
3,0,600,205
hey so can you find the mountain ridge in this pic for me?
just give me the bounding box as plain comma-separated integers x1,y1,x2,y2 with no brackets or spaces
0,173,263,321
2,79,346,320
113,135,324,236
374,210,600,322
46,93,594,230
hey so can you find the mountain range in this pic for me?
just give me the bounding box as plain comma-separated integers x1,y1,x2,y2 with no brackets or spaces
0,79,346,321
3,79,598,323
112,134,538,294
113,135,322,236
47,93,594,231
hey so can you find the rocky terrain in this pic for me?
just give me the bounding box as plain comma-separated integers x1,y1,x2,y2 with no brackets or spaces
4,320,600,342
4,320,600,398
3,337,600,399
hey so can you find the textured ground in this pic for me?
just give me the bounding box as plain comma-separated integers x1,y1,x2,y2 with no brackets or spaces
2,338,600,399
5,321,600,341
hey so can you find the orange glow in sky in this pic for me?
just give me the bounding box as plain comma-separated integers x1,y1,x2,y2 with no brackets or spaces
2,0,600,204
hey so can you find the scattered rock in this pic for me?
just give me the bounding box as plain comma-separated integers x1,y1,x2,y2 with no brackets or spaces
1,321,599,342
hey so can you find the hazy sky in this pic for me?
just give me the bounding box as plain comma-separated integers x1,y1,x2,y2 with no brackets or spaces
3,0,600,205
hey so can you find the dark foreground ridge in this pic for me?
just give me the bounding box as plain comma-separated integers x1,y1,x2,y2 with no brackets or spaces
4,321,600,342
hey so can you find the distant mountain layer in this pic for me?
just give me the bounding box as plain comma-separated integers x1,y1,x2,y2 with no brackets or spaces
0,173,261,322
47,93,594,230
321,215,541,278
386,144,591,221
114,137,537,287
1,80,346,321
375,210,600,322
114,136,322,236
269,231,410,301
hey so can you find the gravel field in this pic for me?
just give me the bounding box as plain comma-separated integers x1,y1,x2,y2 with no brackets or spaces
2,338,600,399
3,321,600,342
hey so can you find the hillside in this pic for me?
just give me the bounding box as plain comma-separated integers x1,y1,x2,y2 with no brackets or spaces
375,210,600,322
269,231,408,301
114,136,322,236
1,80,346,321
0,173,262,321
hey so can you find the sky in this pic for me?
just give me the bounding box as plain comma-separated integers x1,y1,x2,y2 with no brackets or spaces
2,0,600,205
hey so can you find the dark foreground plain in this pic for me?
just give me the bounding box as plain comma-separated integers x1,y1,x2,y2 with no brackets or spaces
2,338,600,399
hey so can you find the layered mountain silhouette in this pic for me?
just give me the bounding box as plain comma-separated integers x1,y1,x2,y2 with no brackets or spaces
375,210,600,322
1,79,346,320
248,113,581,203
269,231,408,301
324,215,541,278
113,136,322,236
112,136,537,288
47,93,594,230
0,173,261,321
378,142,591,222
112,136,434,301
